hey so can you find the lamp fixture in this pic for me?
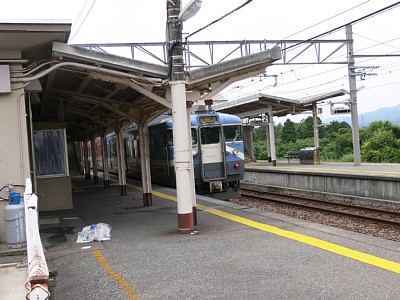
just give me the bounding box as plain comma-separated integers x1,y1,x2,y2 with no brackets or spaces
178,0,202,21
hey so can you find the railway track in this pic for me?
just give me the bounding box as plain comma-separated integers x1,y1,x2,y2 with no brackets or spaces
234,185,400,242
240,187,400,227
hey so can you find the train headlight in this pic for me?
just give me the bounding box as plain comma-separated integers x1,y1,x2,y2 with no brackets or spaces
232,148,240,155
234,162,240,168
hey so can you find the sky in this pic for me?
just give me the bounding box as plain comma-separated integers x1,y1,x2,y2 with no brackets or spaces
2,0,400,123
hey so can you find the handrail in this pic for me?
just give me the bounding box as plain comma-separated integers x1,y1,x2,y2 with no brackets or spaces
24,178,50,300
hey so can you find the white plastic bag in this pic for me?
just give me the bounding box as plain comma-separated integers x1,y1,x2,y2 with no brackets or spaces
76,223,112,243
92,223,112,242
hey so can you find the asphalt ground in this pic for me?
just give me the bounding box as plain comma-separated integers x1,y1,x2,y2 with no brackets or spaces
3,172,400,299
42,175,400,299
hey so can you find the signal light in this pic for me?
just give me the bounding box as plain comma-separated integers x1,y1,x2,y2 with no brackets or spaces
234,162,240,168
204,99,213,105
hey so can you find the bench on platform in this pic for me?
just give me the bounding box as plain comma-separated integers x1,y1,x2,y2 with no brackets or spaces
285,152,300,163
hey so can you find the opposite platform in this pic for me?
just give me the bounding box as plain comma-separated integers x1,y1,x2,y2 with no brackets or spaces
244,161,400,203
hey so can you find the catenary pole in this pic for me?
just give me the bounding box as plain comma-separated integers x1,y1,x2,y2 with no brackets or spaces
346,25,361,166
167,0,195,233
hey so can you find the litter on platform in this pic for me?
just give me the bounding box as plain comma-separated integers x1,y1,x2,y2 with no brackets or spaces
76,223,112,243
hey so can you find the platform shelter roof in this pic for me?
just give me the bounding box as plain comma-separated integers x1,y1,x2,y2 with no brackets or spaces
1,20,282,141
213,90,346,119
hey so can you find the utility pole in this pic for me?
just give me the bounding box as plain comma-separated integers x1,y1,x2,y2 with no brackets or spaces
346,25,361,166
167,0,195,233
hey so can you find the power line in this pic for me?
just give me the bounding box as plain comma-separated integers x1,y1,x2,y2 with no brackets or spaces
283,1,400,52
281,0,370,40
185,0,253,40
69,0,97,43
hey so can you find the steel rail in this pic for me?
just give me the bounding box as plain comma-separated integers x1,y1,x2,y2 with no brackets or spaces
240,187,400,227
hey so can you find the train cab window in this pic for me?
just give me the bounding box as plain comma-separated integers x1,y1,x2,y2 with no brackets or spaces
167,129,173,146
191,128,197,145
200,127,220,144
223,125,242,142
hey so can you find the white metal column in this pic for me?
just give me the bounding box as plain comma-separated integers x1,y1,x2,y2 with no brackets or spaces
171,81,195,233
139,124,152,206
265,125,272,162
312,103,320,148
187,109,197,225
267,105,276,166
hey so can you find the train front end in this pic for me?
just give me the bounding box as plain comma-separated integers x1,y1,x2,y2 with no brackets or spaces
192,112,244,200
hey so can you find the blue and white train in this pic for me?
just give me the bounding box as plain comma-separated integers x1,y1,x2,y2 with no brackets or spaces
94,109,245,200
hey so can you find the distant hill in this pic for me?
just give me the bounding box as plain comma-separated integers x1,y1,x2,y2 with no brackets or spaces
323,104,400,127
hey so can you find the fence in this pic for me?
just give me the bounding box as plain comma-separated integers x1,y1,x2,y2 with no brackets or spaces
24,178,50,300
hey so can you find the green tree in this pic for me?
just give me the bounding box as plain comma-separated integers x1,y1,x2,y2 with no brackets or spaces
296,116,320,139
361,127,400,162
282,119,297,143
320,121,350,139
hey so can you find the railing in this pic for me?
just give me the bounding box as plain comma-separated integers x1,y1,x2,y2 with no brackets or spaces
24,178,50,300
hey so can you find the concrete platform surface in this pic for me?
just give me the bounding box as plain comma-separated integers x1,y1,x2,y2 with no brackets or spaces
0,262,28,300
246,161,400,178
3,174,400,299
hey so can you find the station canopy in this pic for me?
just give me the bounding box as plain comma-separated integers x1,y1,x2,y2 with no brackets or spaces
213,90,346,119
1,20,282,141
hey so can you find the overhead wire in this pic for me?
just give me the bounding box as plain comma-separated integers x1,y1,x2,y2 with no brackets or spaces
280,0,371,40
69,0,97,43
218,3,400,101
185,0,253,40
216,1,373,99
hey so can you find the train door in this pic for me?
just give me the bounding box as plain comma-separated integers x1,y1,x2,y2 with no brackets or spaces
199,125,226,182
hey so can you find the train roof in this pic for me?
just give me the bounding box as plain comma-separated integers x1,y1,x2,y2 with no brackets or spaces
125,112,241,131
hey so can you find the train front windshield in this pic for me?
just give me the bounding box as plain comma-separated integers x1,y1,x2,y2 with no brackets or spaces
223,125,242,142
200,127,221,144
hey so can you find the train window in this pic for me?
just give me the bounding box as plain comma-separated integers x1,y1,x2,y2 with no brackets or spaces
200,127,220,144
191,128,197,145
167,130,173,146
223,125,242,142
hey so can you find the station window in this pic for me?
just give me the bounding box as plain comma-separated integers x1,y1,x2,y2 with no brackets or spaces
33,129,68,178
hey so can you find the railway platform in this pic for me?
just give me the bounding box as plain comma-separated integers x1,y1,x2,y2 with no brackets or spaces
2,174,400,299
245,160,400,177
244,161,400,203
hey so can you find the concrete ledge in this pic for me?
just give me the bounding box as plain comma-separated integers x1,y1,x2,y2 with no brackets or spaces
244,169,400,202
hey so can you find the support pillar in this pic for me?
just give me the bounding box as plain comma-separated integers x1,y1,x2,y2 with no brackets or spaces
187,109,197,225
267,105,276,166
171,81,195,234
84,141,90,180
242,126,255,161
139,124,152,206
167,0,195,233
101,133,110,189
265,124,272,162
91,137,99,184
115,129,127,195
312,103,320,149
